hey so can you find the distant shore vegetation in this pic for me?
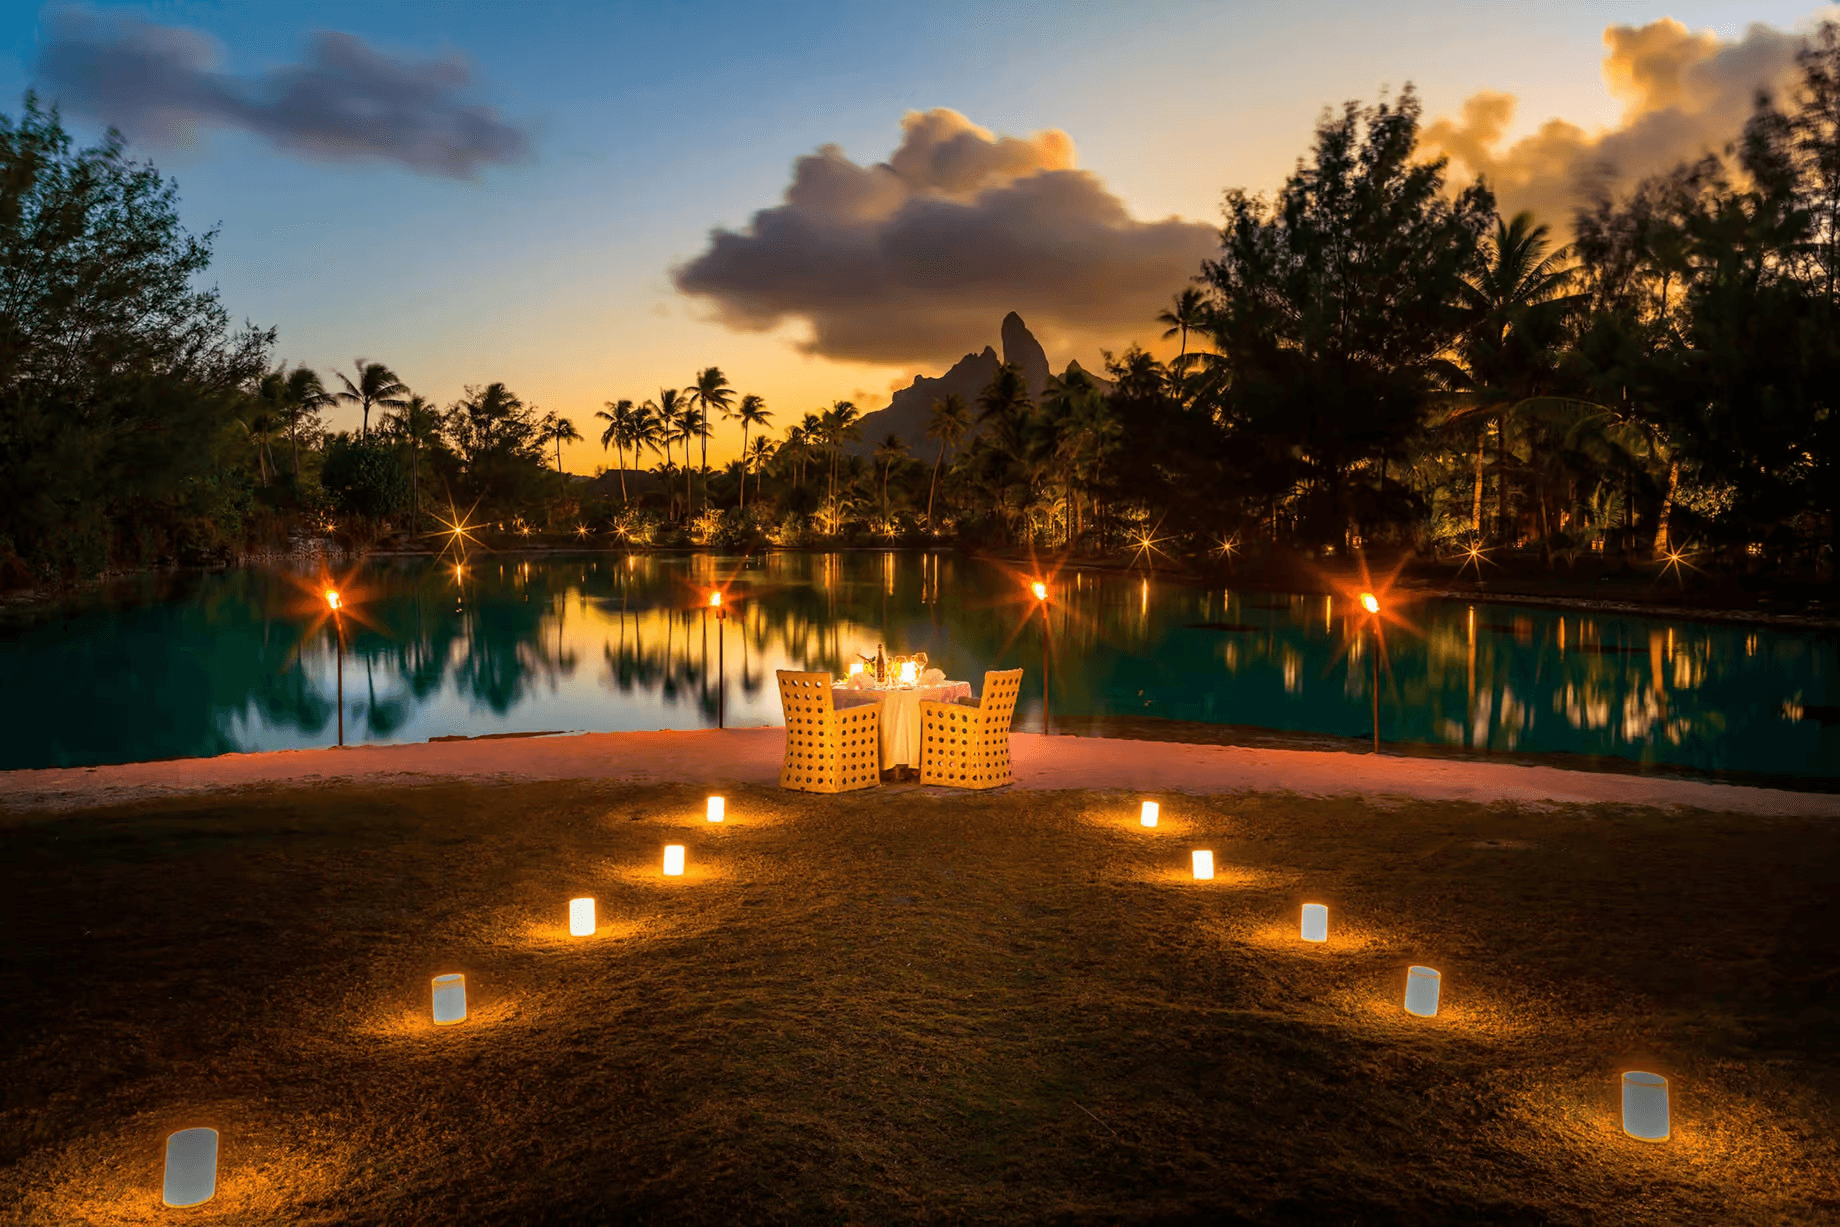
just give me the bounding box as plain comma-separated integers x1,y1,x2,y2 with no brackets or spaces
3,22,1837,589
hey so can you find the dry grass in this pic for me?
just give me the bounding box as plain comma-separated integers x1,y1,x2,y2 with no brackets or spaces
0,780,1836,1225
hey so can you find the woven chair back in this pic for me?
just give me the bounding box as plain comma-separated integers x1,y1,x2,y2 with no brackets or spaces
918,667,1023,789
777,670,881,793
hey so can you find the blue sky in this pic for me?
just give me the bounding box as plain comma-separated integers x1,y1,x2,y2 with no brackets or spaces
1,1,1829,469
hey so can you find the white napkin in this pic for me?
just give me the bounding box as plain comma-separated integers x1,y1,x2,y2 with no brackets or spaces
921,667,945,686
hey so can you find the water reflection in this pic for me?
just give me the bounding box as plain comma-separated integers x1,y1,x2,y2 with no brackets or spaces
0,553,1833,778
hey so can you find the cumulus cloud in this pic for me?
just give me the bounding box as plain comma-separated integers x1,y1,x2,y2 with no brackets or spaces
1424,18,1807,229
35,8,530,177
672,108,1217,366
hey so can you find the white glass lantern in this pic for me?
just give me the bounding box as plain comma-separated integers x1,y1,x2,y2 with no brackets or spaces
1301,903,1328,942
1403,965,1440,1016
162,1127,218,1207
432,973,467,1025
1191,850,1214,880
898,659,918,685
1140,801,1159,828
1621,1071,1670,1141
568,897,595,937
706,796,725,823
663,844,685,876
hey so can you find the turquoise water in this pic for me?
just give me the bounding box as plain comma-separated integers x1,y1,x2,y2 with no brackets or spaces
1,552,1834,780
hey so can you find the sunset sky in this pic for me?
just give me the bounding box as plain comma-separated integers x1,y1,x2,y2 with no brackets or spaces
3,1,1830,472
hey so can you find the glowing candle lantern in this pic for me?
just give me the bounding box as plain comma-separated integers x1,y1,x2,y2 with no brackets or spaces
1140,801,1159,828
898,659,918,685
706,796,725,823
162,1127,218,1207
1191,850,1214,881
1621,1071,1670,1142
431,973,467,1025
1403,965,1441,1016
1301,903,1329,943
847,662,864,678
568,897,595,937
663,845,686,876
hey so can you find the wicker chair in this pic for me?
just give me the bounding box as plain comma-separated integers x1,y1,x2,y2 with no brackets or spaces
776,670,883,793
918,668,1023,789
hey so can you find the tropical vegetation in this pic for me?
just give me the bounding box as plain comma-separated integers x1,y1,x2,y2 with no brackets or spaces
3,26,1837,587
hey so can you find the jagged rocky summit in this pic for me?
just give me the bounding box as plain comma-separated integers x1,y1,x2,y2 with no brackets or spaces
845,311,1084,456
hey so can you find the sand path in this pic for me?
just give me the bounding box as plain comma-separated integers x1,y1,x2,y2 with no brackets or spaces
2,729,1833,817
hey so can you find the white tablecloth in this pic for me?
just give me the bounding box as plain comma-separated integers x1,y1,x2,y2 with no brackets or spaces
834,681,974,769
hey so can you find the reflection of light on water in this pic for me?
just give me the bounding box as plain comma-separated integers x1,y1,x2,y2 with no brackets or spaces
1282,645,1302,694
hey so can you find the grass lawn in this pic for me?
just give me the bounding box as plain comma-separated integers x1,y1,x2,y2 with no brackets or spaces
1,779,1835,1224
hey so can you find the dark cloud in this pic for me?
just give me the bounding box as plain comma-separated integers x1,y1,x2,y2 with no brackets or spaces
36,8,530,177
673,108,1217,366
1424,18,1805,228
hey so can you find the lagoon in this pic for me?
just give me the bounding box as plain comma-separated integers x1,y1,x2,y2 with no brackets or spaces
2,551,1833,780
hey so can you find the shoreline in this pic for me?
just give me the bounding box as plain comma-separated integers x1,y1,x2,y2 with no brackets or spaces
5,545,1836,631
5,727,1835,818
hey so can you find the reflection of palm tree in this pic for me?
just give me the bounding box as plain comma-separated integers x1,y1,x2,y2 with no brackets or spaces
926,393,971,530
334,360,411,441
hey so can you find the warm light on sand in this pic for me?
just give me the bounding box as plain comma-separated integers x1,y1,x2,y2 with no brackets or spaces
1191,850,1214,880
663,845,685,876
568,897,595,937
432,973,467,1025
1622,1071,1670,1141
1301,903,1328,942
1140,801,1159,828
706,796,725,823
1404,965,1441,1016
1360,592,1379,614
162,1127,217,1207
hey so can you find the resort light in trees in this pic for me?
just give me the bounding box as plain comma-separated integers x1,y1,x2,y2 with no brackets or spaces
1301,903,1329,942
663,844,686,876
162,1127,218,1208
1191,850,1214,880
706,796,725,823
1621,1072,1670,1142
1403,966,1441,1016
432,973,467,1025
569,897,595,937
1140,801,1159,828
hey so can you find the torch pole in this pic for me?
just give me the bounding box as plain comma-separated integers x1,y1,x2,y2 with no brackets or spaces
335,613,345,749
1370,619,1380,754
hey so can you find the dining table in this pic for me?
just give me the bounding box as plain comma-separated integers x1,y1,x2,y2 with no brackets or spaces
833,676,975,771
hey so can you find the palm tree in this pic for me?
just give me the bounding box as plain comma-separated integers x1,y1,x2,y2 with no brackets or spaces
925,392,971,530
386,394,440,534
595,399,637,502
819,400,861,524
1156,286,1209,369
732,393,773,512
873,434,907,517
282,365,335,481
538,411,583,495
334,360,410,440
652,388,692,518
1445,211,1585,547
685,367,734,510
746,435,774,506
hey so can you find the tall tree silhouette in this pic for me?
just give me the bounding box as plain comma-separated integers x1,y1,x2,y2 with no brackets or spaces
334,360,409,440
685,367,733,510
733,393,772,512
925,393,971,530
